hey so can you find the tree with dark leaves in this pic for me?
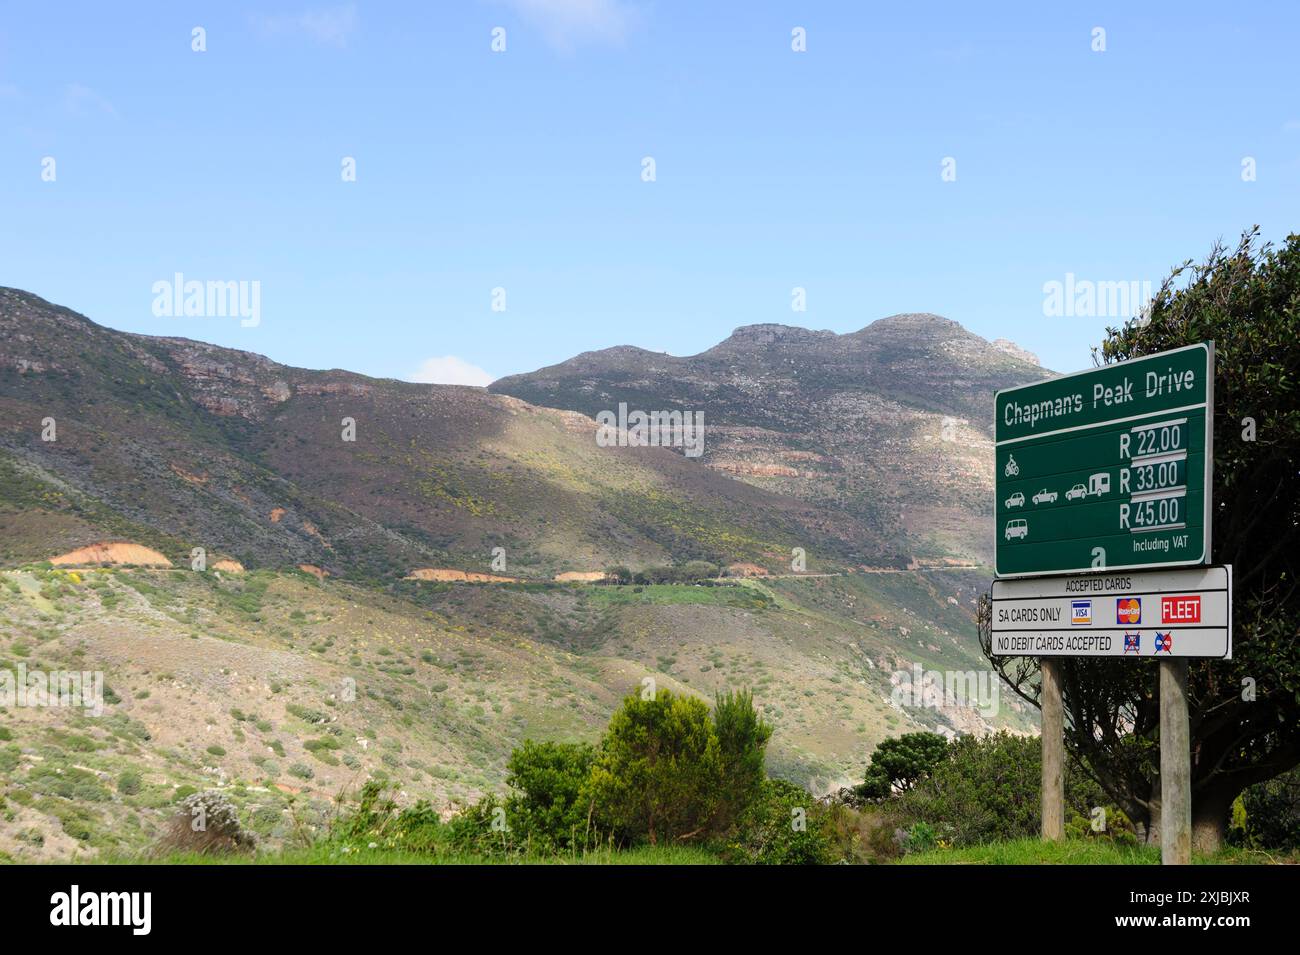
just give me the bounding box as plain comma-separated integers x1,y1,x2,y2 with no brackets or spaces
987,228,1300,851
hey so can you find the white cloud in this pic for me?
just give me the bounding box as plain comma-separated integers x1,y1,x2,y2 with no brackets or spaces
496,0,643,53
252,4,358,47
63,83,116,117
409,356,495,387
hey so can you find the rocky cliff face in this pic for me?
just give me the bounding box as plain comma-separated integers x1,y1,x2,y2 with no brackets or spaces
491,313,1052,563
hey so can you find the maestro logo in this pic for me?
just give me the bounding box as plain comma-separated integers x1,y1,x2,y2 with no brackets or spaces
1161,595,1201,624
1116,597,1142,625
1070,600,1093,625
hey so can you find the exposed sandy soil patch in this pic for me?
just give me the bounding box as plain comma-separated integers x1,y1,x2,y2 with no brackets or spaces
404,568,519,583
726,562,770,577
49,542,172,567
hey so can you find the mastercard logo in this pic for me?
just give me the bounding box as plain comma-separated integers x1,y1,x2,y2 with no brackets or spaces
1116,597,1142,625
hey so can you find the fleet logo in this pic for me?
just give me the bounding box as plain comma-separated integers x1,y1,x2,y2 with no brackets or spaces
1154,632,1173,654
1123,632,1140,654
1116,597,1142,625
1161,595,1201,624
1070,600,1093,626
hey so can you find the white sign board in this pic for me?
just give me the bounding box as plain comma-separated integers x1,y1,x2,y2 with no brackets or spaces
990,564,1231,658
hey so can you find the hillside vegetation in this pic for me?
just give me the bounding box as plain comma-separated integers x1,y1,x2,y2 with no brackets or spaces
0,562,1031,860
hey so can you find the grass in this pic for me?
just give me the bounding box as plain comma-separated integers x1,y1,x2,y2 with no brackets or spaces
583,583,771,610
73,840,1297,866
85,845,721,866
898,838,1291,865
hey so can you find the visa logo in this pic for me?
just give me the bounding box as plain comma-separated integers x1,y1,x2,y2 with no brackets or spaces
1162,595,1201,624
1070,600,1092,625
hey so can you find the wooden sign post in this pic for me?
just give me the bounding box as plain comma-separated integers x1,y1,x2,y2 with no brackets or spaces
1159,658,1192,864
1040,659,1064,841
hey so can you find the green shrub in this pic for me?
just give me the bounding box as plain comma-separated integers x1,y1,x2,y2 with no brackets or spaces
893,731,1105,846
724,778,834,864
1065,805,1138,845
251,805,283,835
288,762,314,780
445,793,512,855
117,770,143,796
206,745,226,757
712,690,772,833
332,781,445,853
28,765,111,802
502,740,596,853
1231,767,1300,851
286,703,327,724
588,687,770,846
903,820,938,853
855,732,949,800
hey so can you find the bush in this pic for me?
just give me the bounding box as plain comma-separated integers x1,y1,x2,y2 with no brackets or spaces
712,690,773,832
603,566,632,585
588,688,770,845
1231,767,1300,851
28,765,111,802
286,703,328,724
117,770,143,796
855,732,949,800
629,563,721,585
903,820,938,853
150,790,255,856
502,740,597,853
724,779,834,864
332,781,445,853
893,731,1108,846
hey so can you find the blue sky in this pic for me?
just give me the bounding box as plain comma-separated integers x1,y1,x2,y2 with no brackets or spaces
2,1,1297,383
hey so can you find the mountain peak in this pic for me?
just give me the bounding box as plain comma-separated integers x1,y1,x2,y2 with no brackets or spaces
716,323,838,348
851,312,965,338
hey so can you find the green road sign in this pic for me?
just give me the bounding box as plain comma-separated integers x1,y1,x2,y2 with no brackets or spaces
995,343,1213,578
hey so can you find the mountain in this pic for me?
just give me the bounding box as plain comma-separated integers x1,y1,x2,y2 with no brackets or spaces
492,314,1052,564
0,289,1041,860
0,288,886,578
